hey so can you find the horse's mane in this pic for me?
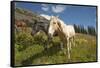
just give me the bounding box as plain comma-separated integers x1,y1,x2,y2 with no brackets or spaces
57,18,66,29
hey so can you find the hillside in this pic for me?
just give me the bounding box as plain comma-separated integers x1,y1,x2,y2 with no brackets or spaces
15,8,49,27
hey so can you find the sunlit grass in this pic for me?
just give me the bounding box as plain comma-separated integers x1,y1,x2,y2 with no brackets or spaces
15,31,97,66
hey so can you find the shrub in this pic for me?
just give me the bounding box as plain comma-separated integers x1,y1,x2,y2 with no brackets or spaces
15,32,34,51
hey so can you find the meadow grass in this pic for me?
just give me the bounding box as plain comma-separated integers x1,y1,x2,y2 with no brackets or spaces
15,32,97,66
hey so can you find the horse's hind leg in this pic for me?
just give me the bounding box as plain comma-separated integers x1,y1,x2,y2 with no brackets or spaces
72,36,75,47
69,38,72,50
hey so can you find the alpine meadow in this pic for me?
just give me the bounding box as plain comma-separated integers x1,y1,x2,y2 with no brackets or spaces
12,2,97,66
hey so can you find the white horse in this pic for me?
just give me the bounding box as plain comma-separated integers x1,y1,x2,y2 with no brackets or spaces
48,16,75,59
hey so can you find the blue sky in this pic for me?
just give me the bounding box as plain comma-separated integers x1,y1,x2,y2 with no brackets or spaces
15,2,97,28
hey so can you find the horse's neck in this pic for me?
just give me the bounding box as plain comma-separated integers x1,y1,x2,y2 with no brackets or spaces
58,19,66,28
56,26,66,41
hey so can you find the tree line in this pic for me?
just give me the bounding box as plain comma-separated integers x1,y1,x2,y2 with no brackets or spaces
74,24,96,36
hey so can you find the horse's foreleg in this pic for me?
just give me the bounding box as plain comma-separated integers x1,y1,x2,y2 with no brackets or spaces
67,38,70,60
44,36,52,50
61,39,67,55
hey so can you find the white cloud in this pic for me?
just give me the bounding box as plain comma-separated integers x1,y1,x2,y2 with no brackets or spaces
52,5,66,13
41,7,49,11
40,14,51,20
41,4,66,14
41,4,49,11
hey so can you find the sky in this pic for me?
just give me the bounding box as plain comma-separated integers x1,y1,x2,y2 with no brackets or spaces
15,2,97,28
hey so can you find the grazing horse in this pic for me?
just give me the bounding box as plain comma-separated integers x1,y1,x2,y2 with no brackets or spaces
48,16,75,59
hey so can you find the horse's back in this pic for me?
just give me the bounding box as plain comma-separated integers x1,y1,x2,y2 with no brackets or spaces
64,25,75,38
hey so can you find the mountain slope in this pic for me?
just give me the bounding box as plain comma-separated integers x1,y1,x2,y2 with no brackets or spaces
15,8,49,27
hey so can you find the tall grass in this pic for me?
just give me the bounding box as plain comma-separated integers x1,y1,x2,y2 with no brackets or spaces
15,31,97,66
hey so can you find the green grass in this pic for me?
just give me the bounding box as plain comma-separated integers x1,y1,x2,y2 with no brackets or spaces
14,31,97,66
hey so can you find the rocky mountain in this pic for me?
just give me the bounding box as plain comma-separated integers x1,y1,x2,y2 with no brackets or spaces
15,8,49,27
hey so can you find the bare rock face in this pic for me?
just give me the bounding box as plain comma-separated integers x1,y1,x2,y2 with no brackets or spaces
15,8,49,28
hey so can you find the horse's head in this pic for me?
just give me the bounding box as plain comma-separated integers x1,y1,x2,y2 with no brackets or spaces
48,16,61,37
